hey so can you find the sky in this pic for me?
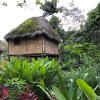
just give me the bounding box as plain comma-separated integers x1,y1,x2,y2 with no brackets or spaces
0,0,100,40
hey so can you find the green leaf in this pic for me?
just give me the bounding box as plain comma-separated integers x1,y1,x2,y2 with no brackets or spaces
39,79,45,88
96,96,100,100
76,79,96,100
52,86,66,100
58,72,69,99
37,85,53,100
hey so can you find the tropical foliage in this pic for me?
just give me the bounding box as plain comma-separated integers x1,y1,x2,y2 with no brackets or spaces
0,58,60,99
0,0,100,100
85,2,100,44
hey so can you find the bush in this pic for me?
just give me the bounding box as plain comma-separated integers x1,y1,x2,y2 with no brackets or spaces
0,57,60,99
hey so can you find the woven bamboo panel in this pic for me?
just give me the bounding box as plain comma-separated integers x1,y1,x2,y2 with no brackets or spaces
44,38,59,55
8,35,59,56
9,36,44,55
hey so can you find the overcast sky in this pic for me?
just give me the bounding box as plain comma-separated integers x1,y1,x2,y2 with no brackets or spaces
0,0,99,40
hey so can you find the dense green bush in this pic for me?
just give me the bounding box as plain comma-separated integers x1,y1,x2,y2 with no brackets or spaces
38,72,100,100
0,56,99,99
0,57,59,85
0,57,60,99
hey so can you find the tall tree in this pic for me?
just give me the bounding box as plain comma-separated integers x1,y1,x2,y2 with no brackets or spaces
85,2,100,44
40,0,85,29
36,0,62,17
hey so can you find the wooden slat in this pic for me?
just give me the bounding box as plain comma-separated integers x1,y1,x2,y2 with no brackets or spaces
8,35,59,56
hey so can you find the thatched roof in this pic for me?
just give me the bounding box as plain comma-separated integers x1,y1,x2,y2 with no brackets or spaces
4,16,60,42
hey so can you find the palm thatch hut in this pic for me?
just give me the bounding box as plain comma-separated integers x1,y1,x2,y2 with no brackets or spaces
4,16,60,58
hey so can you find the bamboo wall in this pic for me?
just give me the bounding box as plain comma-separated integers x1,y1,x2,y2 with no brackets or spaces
8,35,59,56
44,38,59,55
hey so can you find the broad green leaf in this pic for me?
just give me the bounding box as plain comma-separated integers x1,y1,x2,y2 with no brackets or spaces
76,79,96,100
